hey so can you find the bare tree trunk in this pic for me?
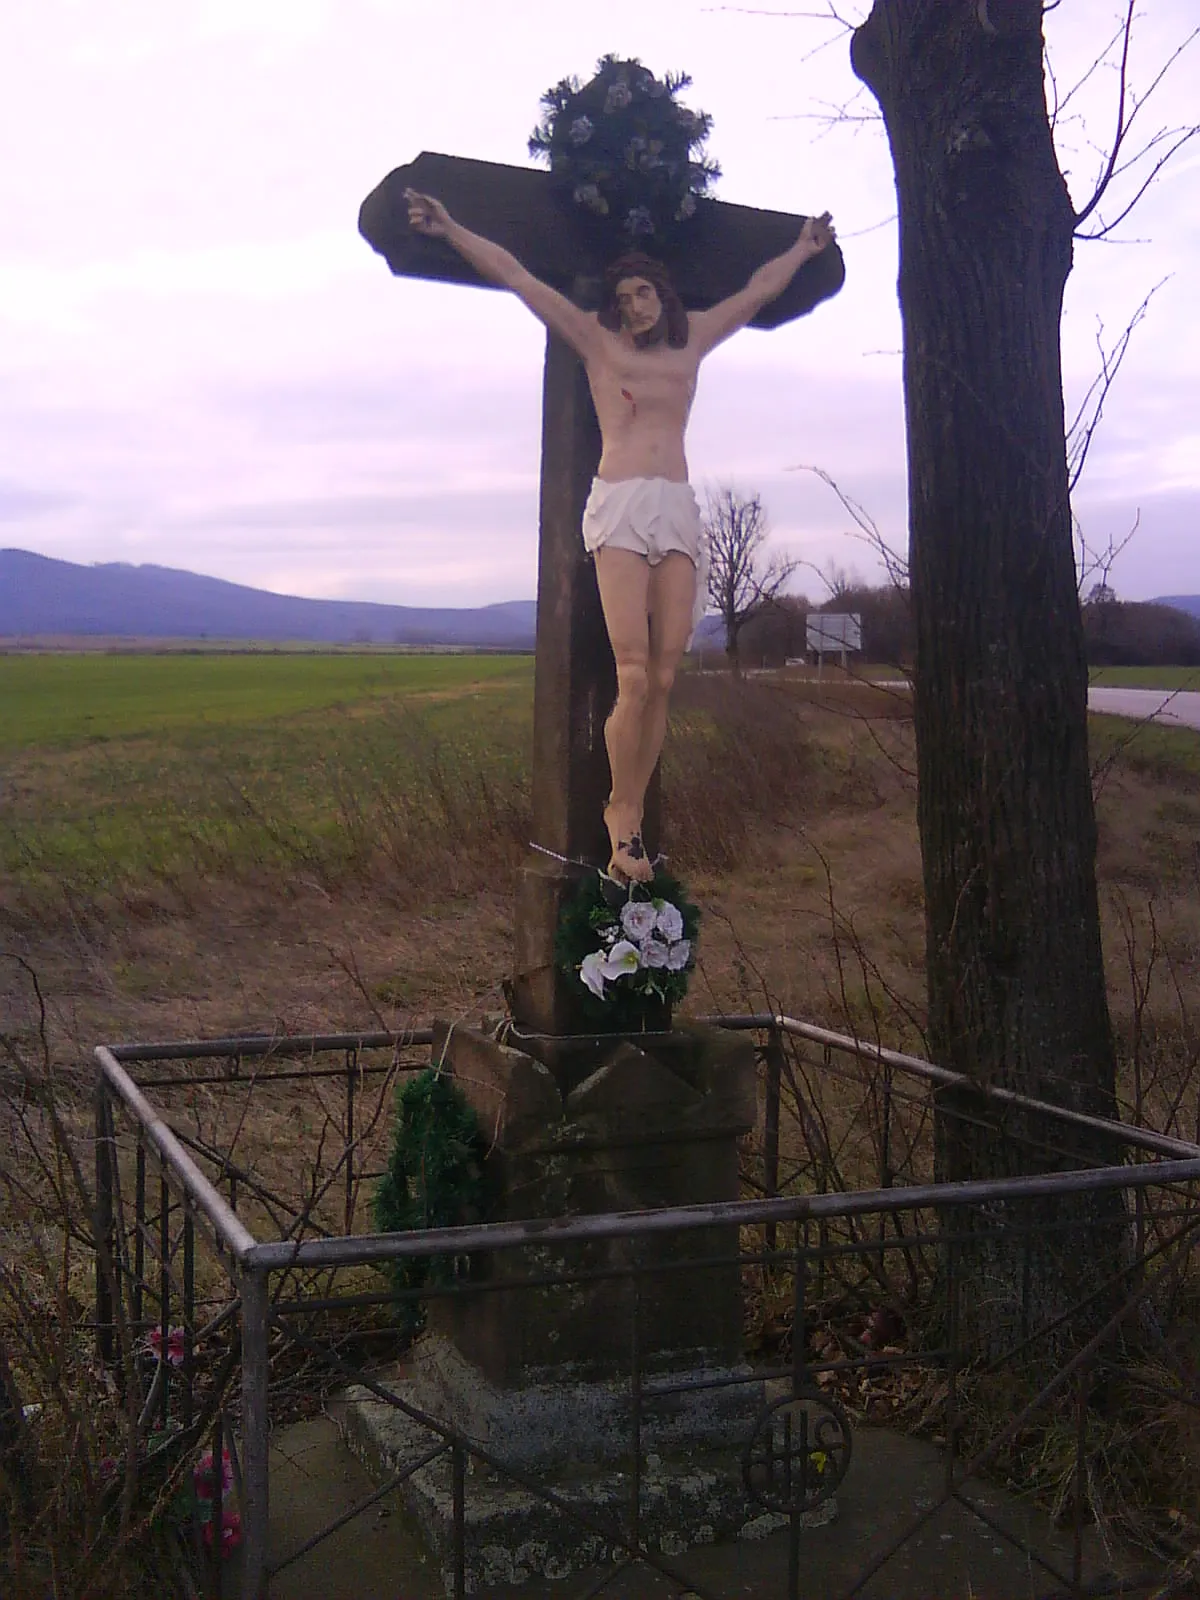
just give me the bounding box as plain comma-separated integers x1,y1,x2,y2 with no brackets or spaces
852,1,1125,1364
725,624,742,676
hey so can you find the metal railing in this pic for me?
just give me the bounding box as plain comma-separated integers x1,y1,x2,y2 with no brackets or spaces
93,1017,1200,1599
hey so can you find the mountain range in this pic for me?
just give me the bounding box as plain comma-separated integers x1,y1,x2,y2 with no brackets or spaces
2,547,1195,649
0,549,537,648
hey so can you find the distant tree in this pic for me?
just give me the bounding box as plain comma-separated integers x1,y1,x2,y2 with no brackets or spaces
703,487,797,673
1085,599,1200,667
738,593,812,667
815,582,914,670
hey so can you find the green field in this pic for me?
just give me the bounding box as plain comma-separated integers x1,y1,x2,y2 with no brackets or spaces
4,649,1199,915
0,651,533,751
0,652,536,898
1089,665,1200,690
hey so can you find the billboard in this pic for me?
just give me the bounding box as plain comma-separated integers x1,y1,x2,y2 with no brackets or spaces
806,613,862,655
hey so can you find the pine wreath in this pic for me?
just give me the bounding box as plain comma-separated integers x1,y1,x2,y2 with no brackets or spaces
373,1068,488,1334
529,54,719,252
555,866,701,1031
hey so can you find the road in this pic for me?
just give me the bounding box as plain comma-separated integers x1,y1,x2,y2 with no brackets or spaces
794,673,1200,731
1088,686,1200,730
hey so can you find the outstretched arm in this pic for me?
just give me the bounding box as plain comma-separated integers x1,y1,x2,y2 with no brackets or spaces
689,212,836,357
405,190,597,358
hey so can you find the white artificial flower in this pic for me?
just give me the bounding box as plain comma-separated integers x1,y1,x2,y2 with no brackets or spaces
666,939,691,971
600,925,619,946
641,937,670,969
579,950,609,999
601,940,640,979
621,901,658,941
654,901,684,942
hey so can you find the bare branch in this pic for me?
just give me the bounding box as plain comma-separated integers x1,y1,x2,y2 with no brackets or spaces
701,2,855,23
1065,278,1168,491
1076,126,1199,240
1050,14,1132,132
1072,0,1137,229
1070,10,1200,234
1076,508,1139,601
770,84,881,133
788,463,909,589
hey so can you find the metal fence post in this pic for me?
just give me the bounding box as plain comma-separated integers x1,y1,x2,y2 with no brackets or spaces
94,1077,117,1367
452,1437,466,1600
788,1226,809,1600
240,1267,271,1600
1072,1362,1089,1598
764,1026,783,1256
160,1162,172,1428
344,1047,357,1236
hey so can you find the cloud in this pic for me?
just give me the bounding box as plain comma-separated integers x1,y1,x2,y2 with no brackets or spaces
1072,485,1200,602
1,0,1196,613
0,481,75,522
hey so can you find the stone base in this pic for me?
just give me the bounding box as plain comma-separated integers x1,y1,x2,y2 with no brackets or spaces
346,1017,821,1589
343,1368,837,1595
410,1333,767,1469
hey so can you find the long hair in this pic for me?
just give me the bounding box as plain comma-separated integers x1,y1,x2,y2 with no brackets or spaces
597,253,689,348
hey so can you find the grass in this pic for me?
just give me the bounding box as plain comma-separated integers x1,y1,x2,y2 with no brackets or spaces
1091,712,1200,785
0,652,536,904
0,650,532,751
2,692,534,899
1089,665,1200,690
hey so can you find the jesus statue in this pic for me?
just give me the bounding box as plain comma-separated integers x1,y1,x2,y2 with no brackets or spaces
404,189,836,884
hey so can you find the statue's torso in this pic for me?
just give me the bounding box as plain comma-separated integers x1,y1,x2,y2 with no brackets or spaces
587,322,700,485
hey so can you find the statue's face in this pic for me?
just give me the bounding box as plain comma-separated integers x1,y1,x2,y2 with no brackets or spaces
615,275,664,340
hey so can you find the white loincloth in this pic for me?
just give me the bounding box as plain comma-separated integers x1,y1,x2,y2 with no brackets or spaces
581,476,710,648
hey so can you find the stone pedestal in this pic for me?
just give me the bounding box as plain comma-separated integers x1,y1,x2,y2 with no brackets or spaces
343,1021,839,1592
429,1019,754,1384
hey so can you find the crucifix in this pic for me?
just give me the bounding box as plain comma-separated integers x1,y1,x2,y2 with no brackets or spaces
359,149,843,1037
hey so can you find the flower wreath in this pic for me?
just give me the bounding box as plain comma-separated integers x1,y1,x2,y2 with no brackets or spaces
373,1069,488,1333
555,866,701,1030
528,54,720,250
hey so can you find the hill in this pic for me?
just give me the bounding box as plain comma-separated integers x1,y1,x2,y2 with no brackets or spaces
0,548,537,647
1154,594,1200,620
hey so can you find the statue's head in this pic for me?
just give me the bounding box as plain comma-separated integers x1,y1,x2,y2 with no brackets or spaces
598,252,688,349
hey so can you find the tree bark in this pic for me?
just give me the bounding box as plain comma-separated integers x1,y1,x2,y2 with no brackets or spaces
852,0,1125,1364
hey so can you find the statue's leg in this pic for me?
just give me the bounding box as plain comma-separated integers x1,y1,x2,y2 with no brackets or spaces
630,550,697,805
594,547,655,883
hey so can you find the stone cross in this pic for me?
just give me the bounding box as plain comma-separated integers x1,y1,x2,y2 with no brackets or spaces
359,150,843,1035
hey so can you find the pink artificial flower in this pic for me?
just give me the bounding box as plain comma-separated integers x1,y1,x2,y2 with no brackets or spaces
194,1446,235,1501
145,1325,186,1366
203,1508,243,1556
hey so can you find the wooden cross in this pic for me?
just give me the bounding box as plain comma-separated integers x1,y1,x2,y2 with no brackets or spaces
359,150,844,1036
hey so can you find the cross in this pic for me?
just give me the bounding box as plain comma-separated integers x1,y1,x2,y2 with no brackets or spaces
359,149,844,1036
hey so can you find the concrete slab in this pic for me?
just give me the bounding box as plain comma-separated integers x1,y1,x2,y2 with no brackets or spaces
258,1412,1149,1599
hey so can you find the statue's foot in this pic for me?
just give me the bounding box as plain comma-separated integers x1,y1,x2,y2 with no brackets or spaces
604,804,654,885
609,835,654,885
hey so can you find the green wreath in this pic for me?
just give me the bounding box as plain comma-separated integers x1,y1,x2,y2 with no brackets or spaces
529,54,720,251
373,1069,488,1334
555,866,701,1031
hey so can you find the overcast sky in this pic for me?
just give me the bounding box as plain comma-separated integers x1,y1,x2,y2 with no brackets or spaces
3,1,1197,609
